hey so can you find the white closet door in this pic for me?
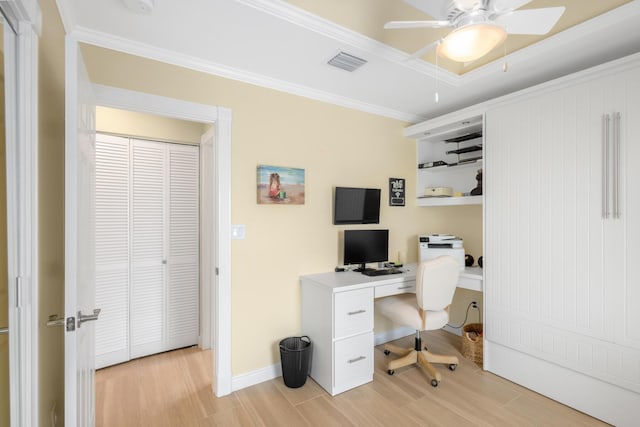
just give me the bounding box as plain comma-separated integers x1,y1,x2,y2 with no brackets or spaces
130,139,166,358
95,134,130,369
166,144,200,350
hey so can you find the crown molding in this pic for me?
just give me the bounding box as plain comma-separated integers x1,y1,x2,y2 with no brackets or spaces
235,0,462,86
54,0,76,35
237,0,640,87
71,26,425,123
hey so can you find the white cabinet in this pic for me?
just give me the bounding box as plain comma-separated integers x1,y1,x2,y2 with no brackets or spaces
300,281,374,396
95,134,200,368
484,60,640,426
409,115,484,206
300,268,418,396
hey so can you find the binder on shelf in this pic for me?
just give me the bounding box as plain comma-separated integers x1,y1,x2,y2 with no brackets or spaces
418,160,447,169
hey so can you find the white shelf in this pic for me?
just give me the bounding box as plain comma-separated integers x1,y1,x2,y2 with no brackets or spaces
416,195,482,206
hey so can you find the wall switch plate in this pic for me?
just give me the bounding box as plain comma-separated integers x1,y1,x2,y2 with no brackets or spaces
231,224,246,240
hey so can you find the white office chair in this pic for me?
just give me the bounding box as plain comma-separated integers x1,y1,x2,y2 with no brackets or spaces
375,255,460,387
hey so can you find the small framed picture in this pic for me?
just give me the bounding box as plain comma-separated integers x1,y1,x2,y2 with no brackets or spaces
389,178,405,206
257,165,305,205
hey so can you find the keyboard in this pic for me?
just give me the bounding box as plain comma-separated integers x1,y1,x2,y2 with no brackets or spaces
362,268,402,277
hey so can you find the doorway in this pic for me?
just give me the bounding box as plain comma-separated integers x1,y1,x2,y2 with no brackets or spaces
94,108,205,368
91,83,232,396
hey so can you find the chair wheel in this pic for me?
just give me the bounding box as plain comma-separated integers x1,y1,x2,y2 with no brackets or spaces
449,364,457,371
431,379,438,387
384,349,390,356
387,369,395,375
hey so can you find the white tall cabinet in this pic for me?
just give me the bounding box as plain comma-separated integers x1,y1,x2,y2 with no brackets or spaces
484,58,640,426
95,134,200,368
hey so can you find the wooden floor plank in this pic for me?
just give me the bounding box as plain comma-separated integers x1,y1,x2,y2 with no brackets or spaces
95,331,609,426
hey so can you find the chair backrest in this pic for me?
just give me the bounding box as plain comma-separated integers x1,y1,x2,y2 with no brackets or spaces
416,255,460,311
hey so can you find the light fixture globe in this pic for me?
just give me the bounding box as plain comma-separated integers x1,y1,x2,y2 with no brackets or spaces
437,23,507,62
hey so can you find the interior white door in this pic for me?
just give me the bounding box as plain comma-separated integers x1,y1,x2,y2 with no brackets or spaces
64,37,98,426
95,134,130,369
130,139,166,358
166,144,199,350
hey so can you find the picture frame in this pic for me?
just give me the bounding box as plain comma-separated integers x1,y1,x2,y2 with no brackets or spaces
257,165,305,205
389,177,405,206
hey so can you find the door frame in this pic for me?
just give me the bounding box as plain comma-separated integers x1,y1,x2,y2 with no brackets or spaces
92,83,233,396
1,0,40,425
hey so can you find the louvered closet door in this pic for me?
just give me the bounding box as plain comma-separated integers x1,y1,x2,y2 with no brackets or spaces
95,134,130,369
130,140,167,359
166,144,200,350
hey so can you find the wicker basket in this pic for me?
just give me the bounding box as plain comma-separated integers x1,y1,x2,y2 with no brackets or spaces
461,323,483,364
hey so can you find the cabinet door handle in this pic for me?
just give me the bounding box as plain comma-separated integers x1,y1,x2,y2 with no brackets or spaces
347,356,366,364
602,114,610,219
347,309,366,316
614,112,621,219
397,285,413,290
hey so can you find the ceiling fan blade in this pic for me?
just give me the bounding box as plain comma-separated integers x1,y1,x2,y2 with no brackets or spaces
384,20,451,30
408,39,442,60
490,0,533,13
403,0,452,20
496,6,565,35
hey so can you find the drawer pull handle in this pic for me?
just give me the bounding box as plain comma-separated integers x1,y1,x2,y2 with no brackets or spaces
397,285,413,290
347,356,366,364
347,309,366,316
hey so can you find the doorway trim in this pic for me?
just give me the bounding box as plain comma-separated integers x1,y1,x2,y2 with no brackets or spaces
2,1,41,425
93,83,233,396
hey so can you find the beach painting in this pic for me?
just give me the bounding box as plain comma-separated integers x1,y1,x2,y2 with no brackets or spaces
257,165,305,205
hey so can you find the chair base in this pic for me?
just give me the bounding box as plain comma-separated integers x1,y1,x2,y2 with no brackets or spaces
383,338,458,387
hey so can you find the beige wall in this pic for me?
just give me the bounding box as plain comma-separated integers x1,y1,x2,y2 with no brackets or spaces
37,1,483,420
80,42,482,375
96,106,208,144
39,0,66,424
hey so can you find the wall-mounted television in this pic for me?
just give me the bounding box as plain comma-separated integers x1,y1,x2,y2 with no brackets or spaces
333,187,381,225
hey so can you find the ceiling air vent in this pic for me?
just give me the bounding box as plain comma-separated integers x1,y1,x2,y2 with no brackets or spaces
327,52,367,72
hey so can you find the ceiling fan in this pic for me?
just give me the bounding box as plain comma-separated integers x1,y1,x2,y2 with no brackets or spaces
385,0,566,62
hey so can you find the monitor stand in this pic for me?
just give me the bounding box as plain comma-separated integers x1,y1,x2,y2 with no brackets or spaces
354,264,375,274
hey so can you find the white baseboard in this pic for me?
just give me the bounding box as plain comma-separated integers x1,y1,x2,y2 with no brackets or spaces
231,327,462,392
231,362,282,392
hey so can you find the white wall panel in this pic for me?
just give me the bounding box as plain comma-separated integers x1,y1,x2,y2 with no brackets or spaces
485,64,640,424
622,68,640,349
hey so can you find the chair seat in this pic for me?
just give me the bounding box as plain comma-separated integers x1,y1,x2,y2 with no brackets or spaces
375,293,449,331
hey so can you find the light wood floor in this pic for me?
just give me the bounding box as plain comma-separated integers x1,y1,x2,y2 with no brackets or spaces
95,330,609,426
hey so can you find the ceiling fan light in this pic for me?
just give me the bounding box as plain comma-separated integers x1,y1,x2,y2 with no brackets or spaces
437,23,507,62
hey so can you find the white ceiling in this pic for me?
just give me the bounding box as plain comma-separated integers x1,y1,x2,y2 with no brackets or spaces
56,0,640,123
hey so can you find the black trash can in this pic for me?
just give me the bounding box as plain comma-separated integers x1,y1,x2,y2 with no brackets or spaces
279,336,312,388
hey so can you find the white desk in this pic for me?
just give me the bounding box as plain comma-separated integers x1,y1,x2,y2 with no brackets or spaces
300,264,482,396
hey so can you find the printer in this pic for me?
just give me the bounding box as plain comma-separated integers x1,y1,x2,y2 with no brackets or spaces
418,234,465,270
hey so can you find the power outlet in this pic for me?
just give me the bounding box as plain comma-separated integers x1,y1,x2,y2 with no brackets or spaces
50,402,58,427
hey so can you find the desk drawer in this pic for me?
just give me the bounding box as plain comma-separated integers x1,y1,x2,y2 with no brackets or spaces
334,332,373,394
375,280,416,298
334,288,373,339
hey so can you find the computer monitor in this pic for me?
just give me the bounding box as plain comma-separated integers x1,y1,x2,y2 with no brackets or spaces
343,229,389,272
